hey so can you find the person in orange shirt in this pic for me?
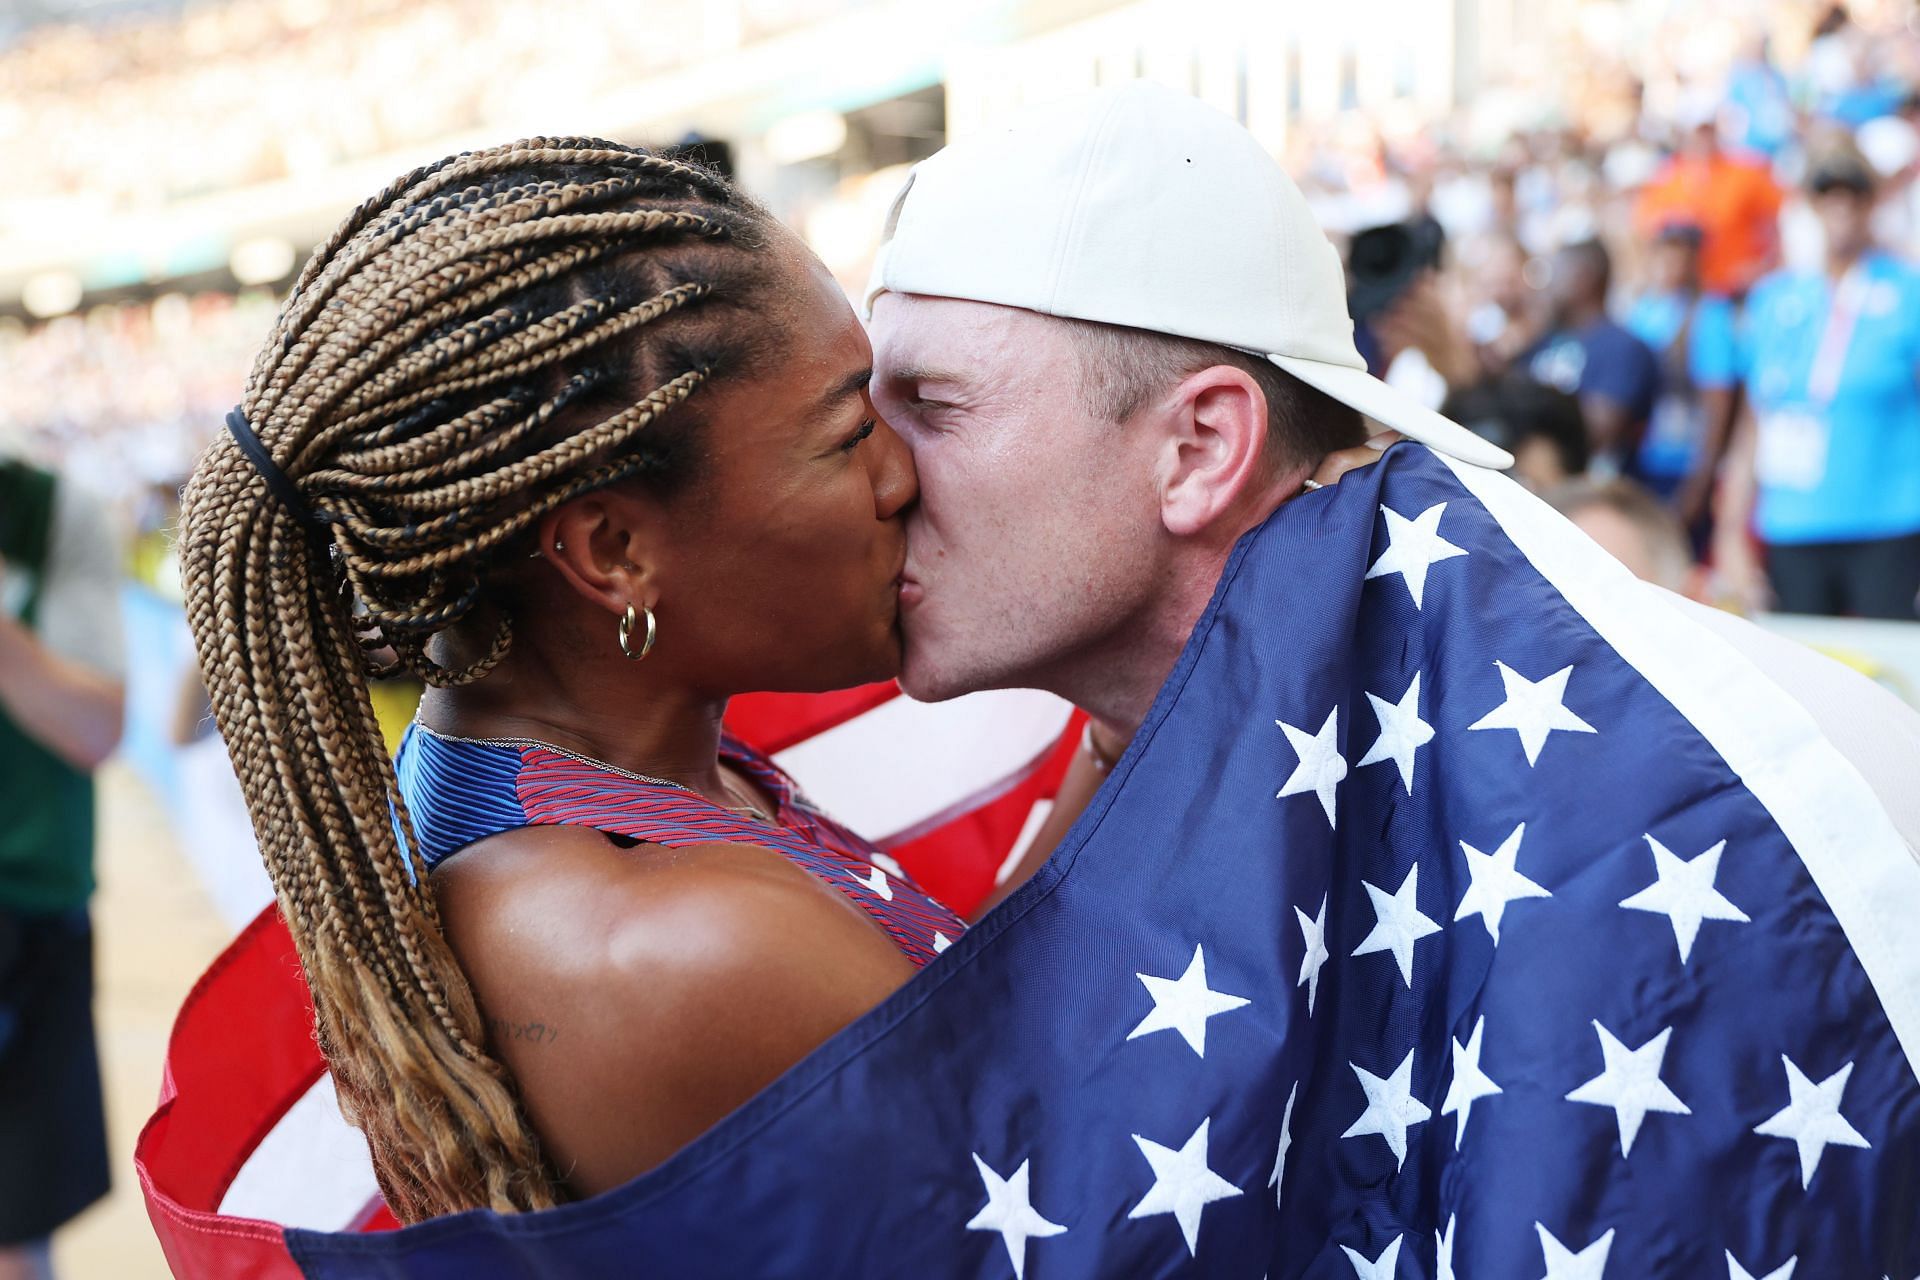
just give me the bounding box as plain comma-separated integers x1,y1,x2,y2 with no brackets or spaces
1637,112,1785,298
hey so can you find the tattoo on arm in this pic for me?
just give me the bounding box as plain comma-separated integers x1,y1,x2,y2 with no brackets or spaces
489,1015,561,1046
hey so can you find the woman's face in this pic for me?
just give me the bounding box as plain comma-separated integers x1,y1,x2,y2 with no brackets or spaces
641,236,917,696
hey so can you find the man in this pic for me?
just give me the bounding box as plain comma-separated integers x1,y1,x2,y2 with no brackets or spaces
0,455,125,1280
1519,238,1662,476
852,83,1919,1277
1716,142,1920,620
155,86,1920,1279
1635,104,1783,298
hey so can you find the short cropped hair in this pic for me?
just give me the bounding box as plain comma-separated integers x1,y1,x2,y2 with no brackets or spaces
1061,318,1367,473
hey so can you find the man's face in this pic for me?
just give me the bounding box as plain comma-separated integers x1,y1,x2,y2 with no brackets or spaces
1813,187,1874,260
1681,121,1718,163
867,294,1165,702
1545,249,1589,315
1649,239,1699,294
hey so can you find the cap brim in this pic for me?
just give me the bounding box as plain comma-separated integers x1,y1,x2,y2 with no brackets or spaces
1270,355,1515,471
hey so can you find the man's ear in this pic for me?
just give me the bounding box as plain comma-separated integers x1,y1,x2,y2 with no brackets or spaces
1155,366,1271,537
535,493,664,616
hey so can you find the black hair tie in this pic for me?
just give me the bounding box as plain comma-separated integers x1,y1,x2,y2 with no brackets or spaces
224,406,320,529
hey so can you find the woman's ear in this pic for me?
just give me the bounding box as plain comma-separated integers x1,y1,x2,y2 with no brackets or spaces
536,494,664,615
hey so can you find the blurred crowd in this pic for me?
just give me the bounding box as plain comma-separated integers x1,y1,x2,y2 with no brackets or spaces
1289,1,1920,619
2,0,846,227
0,293,278,597
7,2,1920,624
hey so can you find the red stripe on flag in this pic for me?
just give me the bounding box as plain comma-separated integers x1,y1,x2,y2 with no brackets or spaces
886,718,1083,916
136,909,333,1278
724,682,902,755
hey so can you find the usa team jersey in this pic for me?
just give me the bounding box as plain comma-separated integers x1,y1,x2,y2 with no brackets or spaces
395,722,966,967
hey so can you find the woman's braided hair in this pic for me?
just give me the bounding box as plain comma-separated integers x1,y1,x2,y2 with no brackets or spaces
177,138,784,1219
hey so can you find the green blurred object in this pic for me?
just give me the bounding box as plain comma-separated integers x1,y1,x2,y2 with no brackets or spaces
0,459,97,912
0,457,56,571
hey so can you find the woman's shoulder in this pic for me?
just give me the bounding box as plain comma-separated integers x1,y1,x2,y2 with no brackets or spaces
432,825,914,1012
430,826,915,1194
434,824,901,949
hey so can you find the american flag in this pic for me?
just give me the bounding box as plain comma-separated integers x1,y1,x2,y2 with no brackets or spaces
142,444,1920,1278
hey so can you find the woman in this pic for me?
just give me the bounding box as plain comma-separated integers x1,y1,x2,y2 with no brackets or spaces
180,138,1369,1223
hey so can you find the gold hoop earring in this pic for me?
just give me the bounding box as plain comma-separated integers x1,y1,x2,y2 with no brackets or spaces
618,602,657,661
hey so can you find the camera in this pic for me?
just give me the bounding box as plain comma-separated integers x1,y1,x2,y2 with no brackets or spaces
1346,216,1446,321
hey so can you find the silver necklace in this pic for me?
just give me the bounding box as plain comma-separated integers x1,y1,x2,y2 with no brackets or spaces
414,722,776,824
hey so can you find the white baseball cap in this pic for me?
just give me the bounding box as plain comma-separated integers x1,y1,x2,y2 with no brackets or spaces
864,82,1513,470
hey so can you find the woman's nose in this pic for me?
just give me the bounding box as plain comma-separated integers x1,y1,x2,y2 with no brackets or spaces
870,415,919,519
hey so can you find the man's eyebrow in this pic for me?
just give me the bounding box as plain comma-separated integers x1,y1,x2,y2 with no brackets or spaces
885,364,967,389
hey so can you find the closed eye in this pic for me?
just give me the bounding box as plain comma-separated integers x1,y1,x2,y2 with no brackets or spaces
841,418,877,451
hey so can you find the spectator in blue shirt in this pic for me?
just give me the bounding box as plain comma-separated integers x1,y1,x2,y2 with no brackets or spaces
1724,36,1797,159
1522,238,1663,477
1716,145,1920,618
1624,223,1741,530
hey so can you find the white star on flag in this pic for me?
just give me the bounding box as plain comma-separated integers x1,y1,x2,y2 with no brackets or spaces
1341,1234,1404,1280
1565,1021,1691,1157
1268,1082,1296,1209
932,931,953,954
1125,943,1251,1058
1353,864,1442,987
1619,835,1749,964
1296,894,1331,1016
966,1154,1066,1280
1752,1056,1871,1188
1366,501,1468,608
1454,822,1551,945
1276,708,1347,827
1726,1251,1797,1280
1467,661,1596,766
1437,1215,1457,1280
1536,1223,1615,1280
870,850,906,879
1126,1117,1243,1257
1341,1047,1432,1169
1440,1016,1503,1149
858,866,895,901
1357,672,1434,794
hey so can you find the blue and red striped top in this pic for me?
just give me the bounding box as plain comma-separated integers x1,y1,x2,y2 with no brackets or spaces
394,722,965,967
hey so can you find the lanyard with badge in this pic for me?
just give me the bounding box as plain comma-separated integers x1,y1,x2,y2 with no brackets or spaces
1755,266,1868,492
